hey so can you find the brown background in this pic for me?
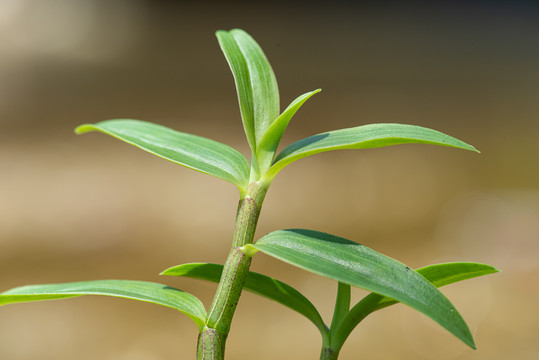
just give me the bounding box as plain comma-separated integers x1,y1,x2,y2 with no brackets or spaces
1,1,537,359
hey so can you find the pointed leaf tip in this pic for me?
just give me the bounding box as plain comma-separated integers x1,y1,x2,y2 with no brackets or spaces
256,89,321,171
74,124,93,134
330,262,496,352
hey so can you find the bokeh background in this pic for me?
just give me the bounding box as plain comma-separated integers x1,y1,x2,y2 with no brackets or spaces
1,1,537,359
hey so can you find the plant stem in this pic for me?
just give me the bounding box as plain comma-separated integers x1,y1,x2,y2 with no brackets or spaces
330,282,351,332
198,182,267,359
319,347,340,360
197,327,224,360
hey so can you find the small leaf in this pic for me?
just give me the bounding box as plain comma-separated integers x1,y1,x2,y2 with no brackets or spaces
256,89,321,171
75,119,250,191
161,262,327,337
217,29,279,152
0,280,207,330
263,123,479,182
250,229,476,349
418,262,499,288
330,262,499,352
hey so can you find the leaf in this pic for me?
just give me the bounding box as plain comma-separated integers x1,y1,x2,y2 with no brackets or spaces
249,229,476,349
365,261,500,311
0,280,207,330
256,89,321,171
75,119,250,191
216,30,255,150
418,262,499,288
263,123,479,182
161,262,327,337
330,262,499,351
216,29,280,151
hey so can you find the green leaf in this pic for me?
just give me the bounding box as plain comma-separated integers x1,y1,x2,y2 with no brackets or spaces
0,280,207,331
161,262,327,337
263,123,479,182
216,29,279,152
330,262,499,352
216,30,255,150
256,89,321,171
418,262,499,288
249,229,476,349
75,119,250,191
365,261,500,312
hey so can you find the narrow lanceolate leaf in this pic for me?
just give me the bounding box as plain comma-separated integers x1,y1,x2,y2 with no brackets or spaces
217,29,279,151
256,89,321,171
331,262,499,352
263,123,479,182
0,280,207,331
75,119,250,191
249,229,476,349
161,263,327,337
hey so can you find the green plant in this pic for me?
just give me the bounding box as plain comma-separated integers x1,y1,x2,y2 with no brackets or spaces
0,29,498,360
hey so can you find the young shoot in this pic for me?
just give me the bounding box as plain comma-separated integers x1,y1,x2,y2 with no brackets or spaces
0,29,498,360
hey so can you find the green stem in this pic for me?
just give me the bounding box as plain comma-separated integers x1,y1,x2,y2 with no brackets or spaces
198,182,267,359
197,327,224,360
330,282,351,332
329,293,388,356
317,282,350,360
319,347,340,360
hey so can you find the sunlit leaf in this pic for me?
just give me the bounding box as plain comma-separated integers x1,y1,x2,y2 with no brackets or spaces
75,119,250,191
256,89,321,171
249,229,476,349
263,123,479,182
216,30,255,150
217,29,279,151
0,280,207,330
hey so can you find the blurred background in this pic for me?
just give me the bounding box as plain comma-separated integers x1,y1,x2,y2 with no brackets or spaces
1,0,537,359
